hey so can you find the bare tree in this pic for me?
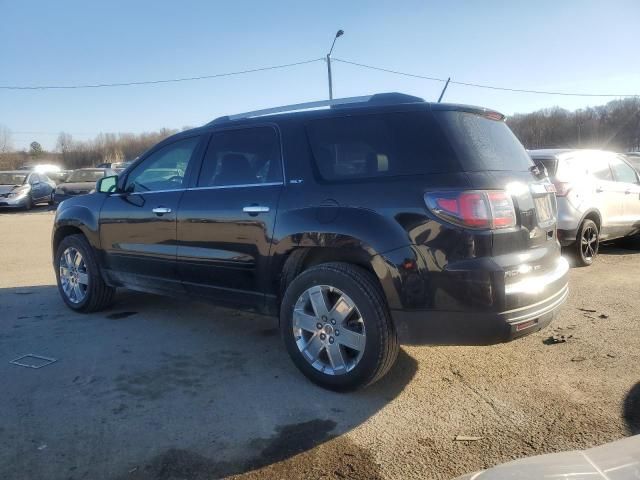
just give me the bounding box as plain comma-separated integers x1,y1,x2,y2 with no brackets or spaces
0,124,12,154
508,97,640,152
56,132,73,154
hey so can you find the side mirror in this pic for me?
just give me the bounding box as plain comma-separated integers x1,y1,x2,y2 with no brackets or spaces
97,175,119,193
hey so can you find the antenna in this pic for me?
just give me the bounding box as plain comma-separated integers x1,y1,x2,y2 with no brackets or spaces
437,77,451,103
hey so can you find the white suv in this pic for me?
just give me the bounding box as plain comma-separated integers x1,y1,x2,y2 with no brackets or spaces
529,149,640,266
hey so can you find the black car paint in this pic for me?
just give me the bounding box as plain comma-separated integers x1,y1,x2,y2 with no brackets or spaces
53,101,567,344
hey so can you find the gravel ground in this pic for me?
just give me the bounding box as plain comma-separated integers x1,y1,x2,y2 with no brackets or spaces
1,208,638,480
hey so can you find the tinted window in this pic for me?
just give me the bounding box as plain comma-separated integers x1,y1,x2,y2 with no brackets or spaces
125,137,200,193
198,127,282,187
611,157,639,184
534,158,558,176
306,111,457,181
436,111,533,171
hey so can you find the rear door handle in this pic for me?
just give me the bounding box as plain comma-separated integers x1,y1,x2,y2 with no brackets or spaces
243,205,270,214
152,207,172,215
625,189,632,195
595,186,604,193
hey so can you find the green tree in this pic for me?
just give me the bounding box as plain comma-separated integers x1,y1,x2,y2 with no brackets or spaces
29,141,43,158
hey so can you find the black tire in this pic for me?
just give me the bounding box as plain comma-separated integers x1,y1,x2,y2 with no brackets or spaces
54,234,115,312
575,219,599,267
48,192,55,206
280,262,399,391
24,194,33,210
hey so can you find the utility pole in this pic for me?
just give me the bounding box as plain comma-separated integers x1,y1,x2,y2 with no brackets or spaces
326,30,344,100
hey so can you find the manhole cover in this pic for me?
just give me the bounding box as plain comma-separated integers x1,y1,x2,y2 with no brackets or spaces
10,354,57,369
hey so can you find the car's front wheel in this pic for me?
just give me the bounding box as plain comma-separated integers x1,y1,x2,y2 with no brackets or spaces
280,262,398,391
575,219,599,266
55,234,115,312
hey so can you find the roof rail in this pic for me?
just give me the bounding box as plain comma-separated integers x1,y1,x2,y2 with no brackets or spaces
207,92,424,125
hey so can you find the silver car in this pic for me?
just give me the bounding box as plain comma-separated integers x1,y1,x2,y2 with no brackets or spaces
0,170,56,210
529,149,640,266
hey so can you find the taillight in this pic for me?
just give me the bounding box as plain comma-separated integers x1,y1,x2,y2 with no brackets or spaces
424,190,517,230
552,181,572,197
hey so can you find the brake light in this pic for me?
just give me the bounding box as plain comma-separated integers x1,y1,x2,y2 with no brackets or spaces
425,190,517,230
553,181,572,197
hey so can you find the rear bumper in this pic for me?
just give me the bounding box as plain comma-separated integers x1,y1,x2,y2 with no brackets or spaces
390,256,570,345
557,228,578,247
392,284,567,345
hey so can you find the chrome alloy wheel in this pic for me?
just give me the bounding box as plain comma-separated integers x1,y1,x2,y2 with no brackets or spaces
292,285,366,375
581,225,598,260
59,247,89,304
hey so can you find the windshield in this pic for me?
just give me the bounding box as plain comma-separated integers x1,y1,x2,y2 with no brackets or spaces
66,170,106,182
435,111,534,172
0,172,27,185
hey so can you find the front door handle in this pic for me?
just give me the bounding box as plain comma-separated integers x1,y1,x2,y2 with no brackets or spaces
625,189,632,195
595,186,604,193
243,205,270,214
152,207,172,215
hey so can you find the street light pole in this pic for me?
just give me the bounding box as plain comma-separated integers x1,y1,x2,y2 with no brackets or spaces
326,30,344,100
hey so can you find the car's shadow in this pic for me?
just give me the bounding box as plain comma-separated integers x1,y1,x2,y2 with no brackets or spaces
0,285,417,479
562,242,640,268
0,204,55,214
624,382,640,435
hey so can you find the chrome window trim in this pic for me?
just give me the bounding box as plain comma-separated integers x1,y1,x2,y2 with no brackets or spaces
112,182,283,196
187,182,283,191
113,188,185,196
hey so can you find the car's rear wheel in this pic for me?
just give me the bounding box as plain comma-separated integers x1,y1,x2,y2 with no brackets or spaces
575,219,599,266
55,234,115,312
280,262,398,391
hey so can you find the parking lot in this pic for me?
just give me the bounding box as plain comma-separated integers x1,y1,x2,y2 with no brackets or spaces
1,207,638,480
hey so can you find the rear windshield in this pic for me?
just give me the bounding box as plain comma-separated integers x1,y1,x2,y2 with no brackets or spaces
435,111,533,172
306,111,457,181
533,157,558,176
306,110,532,182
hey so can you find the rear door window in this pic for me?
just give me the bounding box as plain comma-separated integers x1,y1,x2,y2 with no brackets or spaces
198,127,282,187
590,157,614,181
306,111,457,182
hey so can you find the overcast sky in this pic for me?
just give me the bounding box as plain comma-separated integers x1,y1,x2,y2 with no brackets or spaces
1,0,639,150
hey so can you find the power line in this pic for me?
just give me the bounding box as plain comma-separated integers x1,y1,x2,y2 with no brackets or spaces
0,58,324,90
1,55,637,98
333,58,639,98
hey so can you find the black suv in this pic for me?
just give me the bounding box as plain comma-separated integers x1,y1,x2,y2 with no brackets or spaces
52,93,569,390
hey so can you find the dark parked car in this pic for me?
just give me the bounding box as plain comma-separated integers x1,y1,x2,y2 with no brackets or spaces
54,168,115,205
0,170,55,209
48,170,72,185
52,93,569,390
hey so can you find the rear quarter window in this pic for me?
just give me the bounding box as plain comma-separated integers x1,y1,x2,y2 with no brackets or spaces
306,111,458,182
